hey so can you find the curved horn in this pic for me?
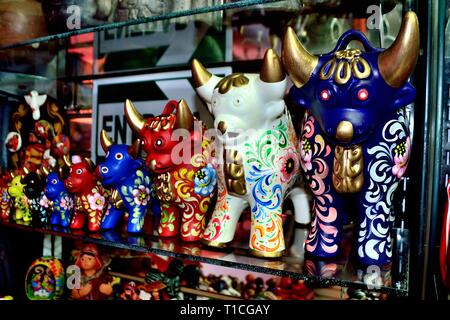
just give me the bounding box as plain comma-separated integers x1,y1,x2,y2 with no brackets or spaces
36,169,41,177
124,99,145,133
191,59,212,88
378,11,419,88
100,129,113,153
10,172,15,179
128,138,142,159
63,155,72,167
23,167,30,175
282,26,318,88
42,166,50,176
260,49,284,83
174,99,194,131
84,158,96,172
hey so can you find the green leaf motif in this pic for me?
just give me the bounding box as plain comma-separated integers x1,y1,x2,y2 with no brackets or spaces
121,185,129,196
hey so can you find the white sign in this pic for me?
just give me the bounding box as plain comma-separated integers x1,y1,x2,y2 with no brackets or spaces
92,67,232,161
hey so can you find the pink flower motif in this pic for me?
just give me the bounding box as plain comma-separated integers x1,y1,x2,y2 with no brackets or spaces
132,185,150,206
279,147,300,182
60,196,73,210
87,193,105,211
40,195,49,208
300,139,312,171
392,137,411,179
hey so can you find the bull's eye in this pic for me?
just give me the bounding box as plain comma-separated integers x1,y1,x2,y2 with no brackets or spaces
101,167,109,174
212,99,218,107
115,153,123,160
51,179,57,184
357,88,369,101
155,139,163,147
234,97,243,106
76,169,82,175
320,89,331,101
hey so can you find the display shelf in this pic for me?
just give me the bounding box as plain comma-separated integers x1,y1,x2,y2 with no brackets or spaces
0,218,409,296
0,0,285,50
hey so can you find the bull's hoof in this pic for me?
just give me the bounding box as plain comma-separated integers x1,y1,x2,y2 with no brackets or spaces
201,238,229,249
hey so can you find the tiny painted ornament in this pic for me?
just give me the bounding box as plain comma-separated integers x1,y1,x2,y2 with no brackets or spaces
43,167,74,227
0,169,13,220
192,49,311,257
124,99,216,242
282,12,419,265
63,155,108,232
22,167,51,226
25,257,65,300
97,130,156,233
7,172,31,223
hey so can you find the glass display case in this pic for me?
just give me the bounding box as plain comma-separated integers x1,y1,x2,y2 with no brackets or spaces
0,0,445,300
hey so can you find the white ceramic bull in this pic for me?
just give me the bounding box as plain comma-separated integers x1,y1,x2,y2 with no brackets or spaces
192,49,310,258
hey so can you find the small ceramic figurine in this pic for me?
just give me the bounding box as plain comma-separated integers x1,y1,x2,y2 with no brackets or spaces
71,243,114,300
124,99,216,241
192,49,311,257
43,168,74,227
97,130,155,233
7,173,31,222
0,169,12,220
22,168,51,226
64,156,108,232
282,12,419,265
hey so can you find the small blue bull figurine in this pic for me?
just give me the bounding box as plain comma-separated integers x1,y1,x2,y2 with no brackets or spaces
43,168,74,227
97,130,154,233
282,12,419,265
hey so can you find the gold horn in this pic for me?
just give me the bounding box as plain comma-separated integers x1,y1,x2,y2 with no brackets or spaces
23,167,30,175
124,99,145,133
260,48,284,83
63,155,72,167
191,59,212,88
282,26,318,88
174,99,194,131
100,129,113,153
42,166,50,176
378,11,419,88
128,138,142,159
10,172,15,178
84,158,96,171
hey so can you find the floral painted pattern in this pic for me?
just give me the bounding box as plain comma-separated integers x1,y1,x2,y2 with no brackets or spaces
87,193,106,211
392,136,411,179
279,147,300,182
40,194,50,208
132,185,150,206
194,164,217,196
60,196,73,210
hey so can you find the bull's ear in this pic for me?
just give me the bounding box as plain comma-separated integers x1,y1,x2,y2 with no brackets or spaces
191,59,221,112
391,84,416,109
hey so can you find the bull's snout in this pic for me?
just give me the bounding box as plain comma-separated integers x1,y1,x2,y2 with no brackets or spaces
336,121,353,143
218,121,227,135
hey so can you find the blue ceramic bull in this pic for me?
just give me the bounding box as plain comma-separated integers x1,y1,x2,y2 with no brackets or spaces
43,169,74,227
282,12,419,265
97,130,154,233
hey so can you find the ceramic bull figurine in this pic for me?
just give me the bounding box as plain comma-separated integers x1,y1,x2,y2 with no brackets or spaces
97,130,155,233
192,49,311,258
124,99,216,242
22,167,51,226
43,167,74,227
8,172,31,222
282,12,419,265
64,155,108,232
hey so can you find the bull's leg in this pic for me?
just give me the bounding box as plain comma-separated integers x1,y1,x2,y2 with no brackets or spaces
87,209,103,232
158,202,181,237
179,199,209,242
127,204,147,233
101,203,124,230
288,186,311,225
356,111,410,265
70,210,85,229
202,194,248,247
300,113,346,258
